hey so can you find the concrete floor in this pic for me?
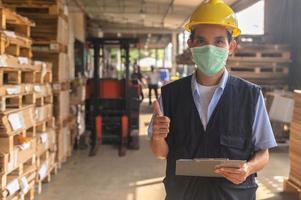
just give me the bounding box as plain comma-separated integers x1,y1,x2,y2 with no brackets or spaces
36,101,299,200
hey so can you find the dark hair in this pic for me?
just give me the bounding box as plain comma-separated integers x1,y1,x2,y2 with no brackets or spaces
189,29,233,43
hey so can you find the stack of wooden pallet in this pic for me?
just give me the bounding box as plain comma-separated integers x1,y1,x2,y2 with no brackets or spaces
32,60,57,194
176,43,291,91
69,77,86,149
228,43,291,90
0,8,36,200
2,0,71,169
284,90,301,198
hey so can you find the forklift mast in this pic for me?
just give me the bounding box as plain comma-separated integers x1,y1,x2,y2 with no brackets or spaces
86,38,139,156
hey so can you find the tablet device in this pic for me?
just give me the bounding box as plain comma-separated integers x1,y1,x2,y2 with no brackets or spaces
176,158,246,177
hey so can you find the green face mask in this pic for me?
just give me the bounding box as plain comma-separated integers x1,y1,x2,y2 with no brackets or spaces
191,45,229,76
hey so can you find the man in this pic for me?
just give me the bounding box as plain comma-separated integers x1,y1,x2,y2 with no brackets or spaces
147,65,160,105
149,0,277,199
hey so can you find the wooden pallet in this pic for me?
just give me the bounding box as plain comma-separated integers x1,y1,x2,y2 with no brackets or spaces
33,61,52,84
0,7,33,38
36,150,57,194
0,93,34,112
0,105,35,136
17,14,68,46
0,68,35,87
36,128,56,157
32,40,67,53
0,31,32,58
0,130,35,154
0,54,36,70
2,0,64,6
0,159,36,200
32,52,69,83
35,104,53,124
0,84,33,96
4,2,65,16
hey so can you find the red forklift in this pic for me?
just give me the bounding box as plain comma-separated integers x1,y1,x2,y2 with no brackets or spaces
85,38,140,156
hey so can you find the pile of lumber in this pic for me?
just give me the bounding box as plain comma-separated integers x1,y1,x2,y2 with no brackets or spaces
284,90,301,198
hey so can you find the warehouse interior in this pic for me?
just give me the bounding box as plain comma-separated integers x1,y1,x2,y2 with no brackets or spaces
0,0,301,199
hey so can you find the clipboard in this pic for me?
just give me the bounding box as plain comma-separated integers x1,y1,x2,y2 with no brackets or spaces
176,158,246,177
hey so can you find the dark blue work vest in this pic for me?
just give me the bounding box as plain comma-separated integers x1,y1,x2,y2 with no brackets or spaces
161,74,260,200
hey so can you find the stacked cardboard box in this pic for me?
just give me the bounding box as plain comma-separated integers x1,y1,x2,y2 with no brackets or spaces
0,8,36,200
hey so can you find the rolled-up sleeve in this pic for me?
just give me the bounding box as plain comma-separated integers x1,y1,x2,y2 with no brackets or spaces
147,97,164,137
252,91,278,151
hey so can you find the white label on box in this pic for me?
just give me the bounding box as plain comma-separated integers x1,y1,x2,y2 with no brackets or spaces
6,179,20,196
18,57,29,65
8,113,24,131
39,162,48,180
6,86,21,95
40,132,49,148
19,177,29,195
0,55,8,67
34,85,43,93
4,30,16,38
18,141,31,151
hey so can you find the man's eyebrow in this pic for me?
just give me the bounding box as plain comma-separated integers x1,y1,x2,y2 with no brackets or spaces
215,36,226,40
194,36,206,40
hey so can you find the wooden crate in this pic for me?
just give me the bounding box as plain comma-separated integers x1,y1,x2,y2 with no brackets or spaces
0,7,33,38
0,105,35,136
36,128,56,157
0,84,33,97
0,93,34,113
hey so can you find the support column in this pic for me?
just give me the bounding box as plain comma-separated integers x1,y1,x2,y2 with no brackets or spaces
171,32,177,75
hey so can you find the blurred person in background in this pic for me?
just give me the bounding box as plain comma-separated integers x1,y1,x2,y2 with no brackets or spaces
147,65,160,105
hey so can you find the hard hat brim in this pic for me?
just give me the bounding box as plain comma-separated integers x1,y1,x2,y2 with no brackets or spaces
185,22,241,38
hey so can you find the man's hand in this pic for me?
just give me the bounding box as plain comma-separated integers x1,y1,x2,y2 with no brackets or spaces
152,100,170,141
215,163,251,185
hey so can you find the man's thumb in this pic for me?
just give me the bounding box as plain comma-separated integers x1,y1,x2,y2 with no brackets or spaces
152,100,163,116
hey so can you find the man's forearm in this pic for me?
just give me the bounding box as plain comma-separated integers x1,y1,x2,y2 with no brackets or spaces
150,138,169,159
247,149,269,175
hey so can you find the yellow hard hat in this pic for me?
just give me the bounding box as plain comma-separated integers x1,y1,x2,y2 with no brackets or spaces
185,0,241,37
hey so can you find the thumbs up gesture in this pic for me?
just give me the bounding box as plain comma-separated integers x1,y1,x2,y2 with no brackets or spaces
152,100,170,140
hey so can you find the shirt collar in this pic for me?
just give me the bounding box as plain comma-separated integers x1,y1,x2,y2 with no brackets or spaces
191,69,229,96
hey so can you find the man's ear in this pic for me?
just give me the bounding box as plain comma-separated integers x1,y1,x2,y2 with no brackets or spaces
228,40,237,55
187,39,193,48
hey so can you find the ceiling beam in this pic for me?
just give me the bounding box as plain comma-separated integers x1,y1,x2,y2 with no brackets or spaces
231,0,261,12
